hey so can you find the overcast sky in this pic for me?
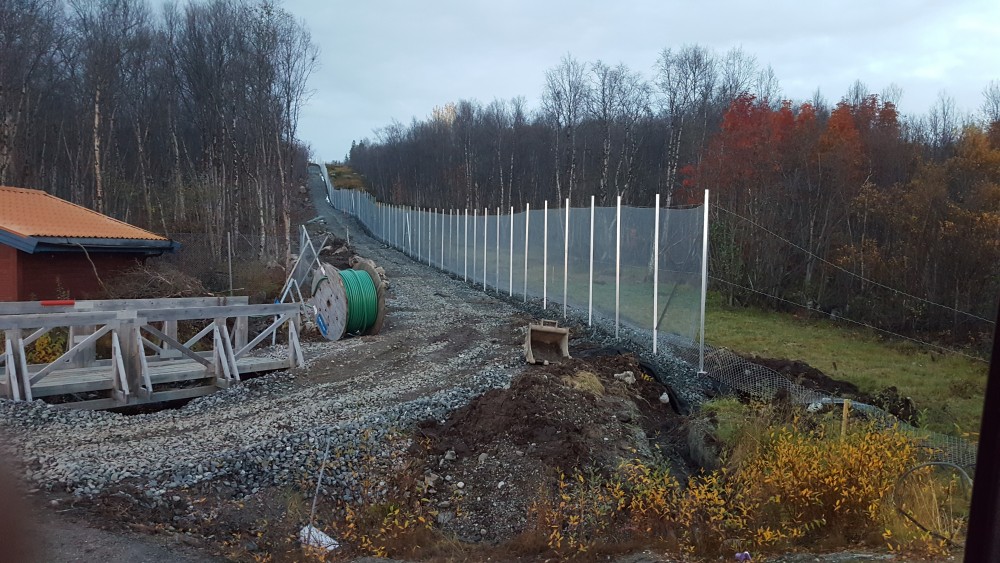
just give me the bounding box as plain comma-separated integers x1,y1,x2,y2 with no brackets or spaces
280,0,1000,163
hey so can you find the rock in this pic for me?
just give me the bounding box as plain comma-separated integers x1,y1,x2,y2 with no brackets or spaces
659,392,671,404
498,481,505,489
614,371,636,385
437,511,455,525
478,453,488,464
444,450,457,461
456,481,465,489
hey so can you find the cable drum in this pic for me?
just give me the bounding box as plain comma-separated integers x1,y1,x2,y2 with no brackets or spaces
311,260,386,340
339,268,378,334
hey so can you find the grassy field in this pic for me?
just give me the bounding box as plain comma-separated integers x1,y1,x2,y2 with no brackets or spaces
704,292,989,436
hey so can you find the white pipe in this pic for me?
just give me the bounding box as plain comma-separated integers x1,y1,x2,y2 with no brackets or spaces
473,208,478,281
653,193,660,355
615,194,621,339
699,189,710,374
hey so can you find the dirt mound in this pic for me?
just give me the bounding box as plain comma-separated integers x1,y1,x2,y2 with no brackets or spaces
413,353,691,543
746,355,920,425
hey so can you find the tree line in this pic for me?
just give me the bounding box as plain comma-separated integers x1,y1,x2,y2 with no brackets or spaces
348,47,999,349
0,0,317,259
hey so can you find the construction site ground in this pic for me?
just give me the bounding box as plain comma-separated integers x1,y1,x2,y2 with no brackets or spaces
0,176,913,562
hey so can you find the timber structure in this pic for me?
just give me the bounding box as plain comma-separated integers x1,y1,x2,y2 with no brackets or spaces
0,297,304,409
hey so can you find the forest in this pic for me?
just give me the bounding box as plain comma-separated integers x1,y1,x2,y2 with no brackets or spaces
348,47,1000,351
0,0,316,259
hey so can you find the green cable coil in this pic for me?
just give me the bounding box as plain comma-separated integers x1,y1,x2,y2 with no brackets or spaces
339,269,378,334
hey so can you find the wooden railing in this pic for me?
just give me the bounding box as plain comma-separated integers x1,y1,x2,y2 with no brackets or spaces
0,298,303,409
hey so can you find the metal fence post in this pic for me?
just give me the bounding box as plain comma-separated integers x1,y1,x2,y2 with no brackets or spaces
653,194,660,355
564,198,569,319
615,194,621,339
464,209,468,281
496,206,500,292
473,208,478,281
509,206,514,297
524,202,530,302
699,189,710,374
543,199,548,310
483,207,490,291
589,195,594,327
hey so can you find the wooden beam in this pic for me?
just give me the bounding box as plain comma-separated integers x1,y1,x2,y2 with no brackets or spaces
0,312,117,330
22,327,51,347
135,303,299,322
15,331,31,401
111,330,130,399
0,296,249,316
217,319,239,381
183,323,215,349
235,314,289,359
140,324,212,367
3,335,20,401
134,325,152,397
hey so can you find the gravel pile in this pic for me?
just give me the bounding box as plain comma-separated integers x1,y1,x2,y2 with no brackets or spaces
0,186,524,504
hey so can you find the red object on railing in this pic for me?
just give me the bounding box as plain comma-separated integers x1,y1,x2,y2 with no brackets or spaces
39,300,75,307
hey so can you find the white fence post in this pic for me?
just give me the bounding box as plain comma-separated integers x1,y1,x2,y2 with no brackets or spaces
473,208,478,281
564,198,569,319
523,202,530,302
464,208,469,281
483,207,488,290
699,189,710,374
543,199,548,310
589,195,594,327
615,194,621,339
496,206,500,291
653,194,660,355
509,206,514,297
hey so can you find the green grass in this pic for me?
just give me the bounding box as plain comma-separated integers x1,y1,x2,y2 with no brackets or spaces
704,292,989,436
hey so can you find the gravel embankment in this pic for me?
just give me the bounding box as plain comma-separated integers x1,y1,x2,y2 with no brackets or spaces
1,172,707,505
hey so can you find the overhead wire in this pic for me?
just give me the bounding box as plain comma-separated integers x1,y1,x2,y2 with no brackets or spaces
712,203,996,326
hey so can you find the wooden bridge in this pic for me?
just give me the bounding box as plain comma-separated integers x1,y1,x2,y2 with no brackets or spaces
0,297,304,409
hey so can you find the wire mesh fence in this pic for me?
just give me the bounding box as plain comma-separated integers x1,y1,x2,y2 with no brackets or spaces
327,187,978,471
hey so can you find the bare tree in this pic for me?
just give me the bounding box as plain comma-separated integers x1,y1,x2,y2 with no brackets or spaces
542,53,588,204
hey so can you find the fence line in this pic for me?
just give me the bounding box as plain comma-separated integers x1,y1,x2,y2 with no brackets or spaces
324,185,977,471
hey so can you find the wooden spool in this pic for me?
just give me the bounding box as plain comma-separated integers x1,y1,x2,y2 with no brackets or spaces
352,257,387,336
312,262,348,341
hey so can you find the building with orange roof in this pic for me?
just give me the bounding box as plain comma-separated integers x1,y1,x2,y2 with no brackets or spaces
0,186,178,301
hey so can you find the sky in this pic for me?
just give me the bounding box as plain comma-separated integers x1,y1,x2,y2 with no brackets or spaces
280,0,1000,163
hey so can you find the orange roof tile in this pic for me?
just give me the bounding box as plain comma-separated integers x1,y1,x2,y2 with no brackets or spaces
0,186,167,241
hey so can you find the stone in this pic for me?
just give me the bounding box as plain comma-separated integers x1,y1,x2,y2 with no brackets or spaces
478,453,488,464
614,371,636,385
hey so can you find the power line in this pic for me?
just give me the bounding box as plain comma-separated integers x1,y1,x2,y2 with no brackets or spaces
709,275,989,364
712,203,997,326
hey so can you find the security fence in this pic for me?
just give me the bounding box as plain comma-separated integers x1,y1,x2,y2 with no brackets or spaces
327,185,977,471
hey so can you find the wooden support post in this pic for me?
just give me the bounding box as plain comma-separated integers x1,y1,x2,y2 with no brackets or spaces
288,313,304,367
68,325,97,367
3,331,20,401
234,316,249,351
110,327,130,402
841,400,851,441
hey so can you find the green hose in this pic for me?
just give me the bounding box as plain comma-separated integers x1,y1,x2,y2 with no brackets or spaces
339,269,378,334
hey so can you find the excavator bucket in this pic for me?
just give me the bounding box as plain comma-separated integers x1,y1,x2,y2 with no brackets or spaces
524,319,571,365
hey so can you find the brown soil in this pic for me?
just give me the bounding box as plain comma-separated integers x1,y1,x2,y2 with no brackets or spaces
411,352,691,543
745,355,920,425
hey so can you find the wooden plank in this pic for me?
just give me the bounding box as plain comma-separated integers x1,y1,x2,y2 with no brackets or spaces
134,325,153,395
3,336,19,401
217,319,240,381
0,297,249,316
183,323,214,349
136,303,299,322
15,331,31,401
22,327,51,347
141,324,212,367
29,324,113,385
111,331,130,397
235,357,291,373
0,312,117,330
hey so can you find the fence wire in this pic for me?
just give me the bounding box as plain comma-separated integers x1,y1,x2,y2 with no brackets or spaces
327,188,978,472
